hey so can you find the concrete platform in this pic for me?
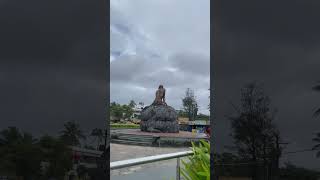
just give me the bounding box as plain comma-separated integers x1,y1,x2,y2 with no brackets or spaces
111,129,209,140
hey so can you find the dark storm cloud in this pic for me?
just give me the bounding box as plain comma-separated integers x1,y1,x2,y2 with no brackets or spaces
220,1,320,46
0,0,107,136
1,1,96,59
214,0,320,170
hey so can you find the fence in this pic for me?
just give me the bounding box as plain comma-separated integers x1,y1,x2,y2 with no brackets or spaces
110,150,193,180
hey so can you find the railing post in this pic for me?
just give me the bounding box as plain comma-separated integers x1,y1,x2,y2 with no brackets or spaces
176,157,180,180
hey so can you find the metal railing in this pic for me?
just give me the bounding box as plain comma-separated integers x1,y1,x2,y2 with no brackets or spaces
110,150,193,180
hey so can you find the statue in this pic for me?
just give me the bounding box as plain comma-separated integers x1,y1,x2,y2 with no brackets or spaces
140,84,179,133
152,85,167,106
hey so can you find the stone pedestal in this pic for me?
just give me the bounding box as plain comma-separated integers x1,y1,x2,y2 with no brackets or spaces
140,105,179,133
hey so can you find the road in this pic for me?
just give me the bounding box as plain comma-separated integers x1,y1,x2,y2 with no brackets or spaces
110,143,190,180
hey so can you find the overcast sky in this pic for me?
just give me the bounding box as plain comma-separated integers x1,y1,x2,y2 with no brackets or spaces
110,0,210,114
214,0,320,170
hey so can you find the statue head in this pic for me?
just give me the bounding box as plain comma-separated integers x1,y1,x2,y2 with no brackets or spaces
158,85,164,89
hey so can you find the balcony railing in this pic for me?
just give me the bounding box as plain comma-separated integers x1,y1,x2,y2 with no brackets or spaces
110,150,193,180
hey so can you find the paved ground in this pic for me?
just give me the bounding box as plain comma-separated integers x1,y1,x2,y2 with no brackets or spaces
110,143,191,180
112,129,208,139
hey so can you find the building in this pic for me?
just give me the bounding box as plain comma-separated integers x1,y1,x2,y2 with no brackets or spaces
178,116,210,132
131,103,145,119
188,119,210,133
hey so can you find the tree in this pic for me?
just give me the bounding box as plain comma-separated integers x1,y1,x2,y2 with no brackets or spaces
196,113,210,121
312,132,320,157
311,83,320,157
38,135,73,179
110,102,134,121
90,128,104,149
129,100,136,108
312,83,320,116
177,110,188,117
0,127,43,180
182,88,198,121
60,121,86,146
138,102,144,106
110,102,123,121
122,104,134,120
228,82,280,180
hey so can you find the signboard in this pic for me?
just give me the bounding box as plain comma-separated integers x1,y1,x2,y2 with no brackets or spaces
188,120,209,125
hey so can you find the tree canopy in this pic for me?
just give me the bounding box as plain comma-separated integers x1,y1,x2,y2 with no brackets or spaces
182,88,198,121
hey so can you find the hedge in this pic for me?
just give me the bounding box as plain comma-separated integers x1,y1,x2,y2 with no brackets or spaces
110,123,140,129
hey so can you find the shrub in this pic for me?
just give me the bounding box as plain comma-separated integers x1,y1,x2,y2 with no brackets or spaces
180,140,210,180
110,123,139,129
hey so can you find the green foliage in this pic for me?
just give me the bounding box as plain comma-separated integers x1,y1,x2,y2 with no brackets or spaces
39,135,73,179
129,100,136,108
122,104,134,119
110,102,134,121
177,110,188,117
180,140,210,180
0,127,73,179
91,128,104,148
110,123,140,129
196,113,210,121
229,82,279,161
312,132,320,157
182,88,198,121
60,121,86,146
312,83,320,116
110,102,124,120
0,127,43,179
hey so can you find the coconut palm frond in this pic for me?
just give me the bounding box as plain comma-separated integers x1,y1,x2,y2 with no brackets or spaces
312,143,320,150
316,151,320,158
312,137,320,143
313,108,320,117
312,85,320,91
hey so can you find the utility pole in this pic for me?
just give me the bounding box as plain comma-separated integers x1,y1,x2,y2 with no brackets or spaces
273,133,289,180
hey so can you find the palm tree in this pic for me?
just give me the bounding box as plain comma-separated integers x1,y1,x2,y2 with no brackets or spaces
312,83,320,116
60,121,86,146
312,83,320,157
90,128,104,149
0,126,23,146
39,135,73,179
312,133,320,157
0,127,42,179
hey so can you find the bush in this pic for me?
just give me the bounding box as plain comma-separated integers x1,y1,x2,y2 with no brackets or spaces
180,140,210,180
110,123,139,129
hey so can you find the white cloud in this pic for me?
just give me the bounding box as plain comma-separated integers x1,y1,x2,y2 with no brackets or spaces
110,0,210,114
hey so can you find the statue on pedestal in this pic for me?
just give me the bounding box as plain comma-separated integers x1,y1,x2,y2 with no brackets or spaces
140,85,179,133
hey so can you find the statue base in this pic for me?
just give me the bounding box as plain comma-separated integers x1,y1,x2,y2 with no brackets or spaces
140,104,179,133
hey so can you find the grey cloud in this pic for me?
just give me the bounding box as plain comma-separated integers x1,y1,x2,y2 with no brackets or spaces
169,53,210,77
110,0,210,115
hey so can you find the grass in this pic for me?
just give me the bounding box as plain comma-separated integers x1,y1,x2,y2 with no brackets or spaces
110,123,140,129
